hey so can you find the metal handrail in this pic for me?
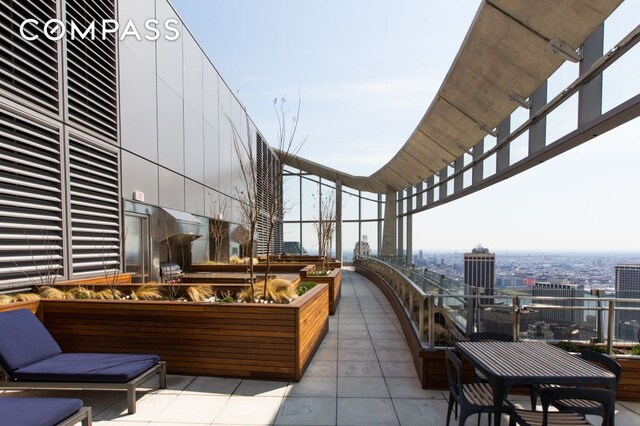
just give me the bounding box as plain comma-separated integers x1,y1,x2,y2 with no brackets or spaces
356,256,640,354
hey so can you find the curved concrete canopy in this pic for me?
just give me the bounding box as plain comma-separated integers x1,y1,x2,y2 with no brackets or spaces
280,0,622,193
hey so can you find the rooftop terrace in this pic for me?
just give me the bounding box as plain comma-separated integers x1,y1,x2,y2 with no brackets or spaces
2,270,639,425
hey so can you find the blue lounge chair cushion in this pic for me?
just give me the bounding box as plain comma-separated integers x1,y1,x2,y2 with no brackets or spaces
0,396,83,426
12,352,160,383
0,309,62,374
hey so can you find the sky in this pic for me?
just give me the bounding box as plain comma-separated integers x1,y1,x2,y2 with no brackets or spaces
169,0,640,252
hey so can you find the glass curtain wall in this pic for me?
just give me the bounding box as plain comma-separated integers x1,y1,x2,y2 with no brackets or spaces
282,168,383,263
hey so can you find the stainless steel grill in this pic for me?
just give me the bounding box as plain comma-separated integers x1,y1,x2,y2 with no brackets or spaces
159,262,183,283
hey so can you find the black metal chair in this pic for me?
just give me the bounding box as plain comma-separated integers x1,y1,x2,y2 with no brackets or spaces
529,348,621,415
468,332,512,383
510,386,615,426
445,348,508,426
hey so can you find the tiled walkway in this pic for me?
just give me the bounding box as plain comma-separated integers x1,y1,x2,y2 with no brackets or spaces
3,269,640,425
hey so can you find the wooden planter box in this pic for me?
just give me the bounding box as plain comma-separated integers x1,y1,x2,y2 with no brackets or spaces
0,300,39,314
191,262,342,274
259,255,342,269
37,284,328,382
55,273,133,287
615,356,640,402
299,266,341,315
419,349,475,389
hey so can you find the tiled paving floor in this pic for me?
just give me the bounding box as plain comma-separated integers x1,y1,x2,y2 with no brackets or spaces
3,269,640,425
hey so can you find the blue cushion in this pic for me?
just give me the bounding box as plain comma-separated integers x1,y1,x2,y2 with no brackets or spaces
13,353,159,383
0,309,61,374
0,397,83,426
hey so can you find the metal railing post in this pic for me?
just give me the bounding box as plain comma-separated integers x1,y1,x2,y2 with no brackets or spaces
409,289,414,320
418,296,425,342
591,289,605,343
466,287,477,336
513,296,519,342
607,300,615,355
428,296,435,350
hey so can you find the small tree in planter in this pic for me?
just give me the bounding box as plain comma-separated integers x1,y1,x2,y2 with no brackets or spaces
313,189,336,271
209,194,230,263
229,114,258,302
15,229,62,293
262,95,306,286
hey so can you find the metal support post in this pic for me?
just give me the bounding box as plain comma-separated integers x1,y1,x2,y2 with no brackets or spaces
591,289,605,343
466,287,478,336
513,296,520,342
418,297,425,342
428,296,435,349
608,300,615,355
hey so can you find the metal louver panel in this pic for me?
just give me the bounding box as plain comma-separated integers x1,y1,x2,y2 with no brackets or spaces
69,138,120,276
66,0,118,140
0,110,63,288
255,134,283,256
257,213,268,257
0,0,59,113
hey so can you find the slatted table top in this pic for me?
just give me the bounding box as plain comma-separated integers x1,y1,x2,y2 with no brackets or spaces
456,341,616,384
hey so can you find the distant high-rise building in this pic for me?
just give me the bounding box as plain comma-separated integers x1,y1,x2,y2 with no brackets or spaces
496,277,526,288
615,264,640,341
464,245,495,295
353,235,371,259
533,281,584,327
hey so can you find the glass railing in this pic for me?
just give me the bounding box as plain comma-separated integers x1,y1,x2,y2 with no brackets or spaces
356,256,640,353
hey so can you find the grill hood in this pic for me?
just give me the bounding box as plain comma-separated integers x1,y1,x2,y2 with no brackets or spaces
155,208,203,244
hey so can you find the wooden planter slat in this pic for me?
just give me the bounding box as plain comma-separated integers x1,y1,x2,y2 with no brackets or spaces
0,300,39,314
38,284,328,382
54,274,133,286
299,266,342,315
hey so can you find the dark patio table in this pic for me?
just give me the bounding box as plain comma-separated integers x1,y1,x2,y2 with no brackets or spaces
455,341,617,426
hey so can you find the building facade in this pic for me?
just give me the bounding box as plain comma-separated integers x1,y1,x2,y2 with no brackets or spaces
532,281,584,328
615,264,640,341
463,245,495,295
0,0,281,289
353,236,371,259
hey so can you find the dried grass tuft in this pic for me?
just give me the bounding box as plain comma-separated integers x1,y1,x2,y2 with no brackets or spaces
38,286,70,299
186,285,214,302
67,286,96,300
239,279,295,303
130,284,164,300
15,293,41,302
0,294,16,304
95,289,123,300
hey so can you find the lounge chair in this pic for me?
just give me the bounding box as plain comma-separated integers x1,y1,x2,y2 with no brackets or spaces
0,309,166,414
0,396,91,426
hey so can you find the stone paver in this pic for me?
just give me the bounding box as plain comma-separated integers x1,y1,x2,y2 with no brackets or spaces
10,269,638,425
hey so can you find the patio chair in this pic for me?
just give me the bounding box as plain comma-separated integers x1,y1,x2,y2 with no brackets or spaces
509,386,615,426
445,348,508,426
468,332,512,383
0,396,91,426
529,348,621,415
0,309,166,414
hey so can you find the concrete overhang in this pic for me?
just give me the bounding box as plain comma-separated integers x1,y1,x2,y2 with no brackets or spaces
280,0,622,193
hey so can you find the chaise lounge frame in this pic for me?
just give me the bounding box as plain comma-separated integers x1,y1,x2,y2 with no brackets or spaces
58,406,92,426
0,362,166,414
